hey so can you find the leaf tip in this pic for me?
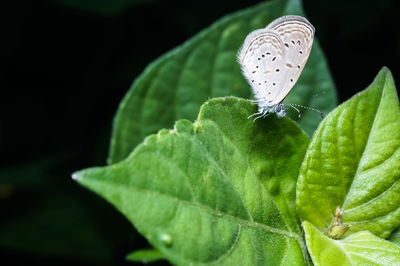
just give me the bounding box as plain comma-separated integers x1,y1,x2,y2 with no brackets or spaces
71,171,81,182
380,65,391,73
376,66,393,82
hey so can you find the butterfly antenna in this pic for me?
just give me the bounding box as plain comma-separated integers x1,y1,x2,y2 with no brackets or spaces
290,103,324,118
285,104,302,118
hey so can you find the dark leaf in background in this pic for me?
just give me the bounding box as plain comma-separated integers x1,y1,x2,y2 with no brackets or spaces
54,0,162,16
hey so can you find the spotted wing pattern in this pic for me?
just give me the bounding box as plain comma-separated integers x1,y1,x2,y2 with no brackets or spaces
238,15,314,106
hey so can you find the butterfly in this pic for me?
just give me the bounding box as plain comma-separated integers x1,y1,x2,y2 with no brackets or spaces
237,15,323,120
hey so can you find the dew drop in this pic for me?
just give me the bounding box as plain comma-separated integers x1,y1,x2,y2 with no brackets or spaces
160,234,172,246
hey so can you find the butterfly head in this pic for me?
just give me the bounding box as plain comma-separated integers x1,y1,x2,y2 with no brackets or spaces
257,101,286,118
274,103,286,118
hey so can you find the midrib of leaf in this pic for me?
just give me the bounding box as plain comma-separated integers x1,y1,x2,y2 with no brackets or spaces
344,179,400,216
342,72,390,210
195,117,309,262
94,179,301,239
194,119,310,264
344,252,381,265
354,146,399,176
334,240,353,264
199,118,300,230
103,117,309,263
336,236,391,264
344,207,399,228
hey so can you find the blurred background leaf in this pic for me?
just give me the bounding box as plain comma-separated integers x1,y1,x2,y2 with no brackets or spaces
126,249,164,264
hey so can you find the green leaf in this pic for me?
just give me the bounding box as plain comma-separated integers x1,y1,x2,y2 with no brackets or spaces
303,221,400,265
75,97,311,265
108,0,337,164
126,248,164,263
389,227,400,247
297,67,400,238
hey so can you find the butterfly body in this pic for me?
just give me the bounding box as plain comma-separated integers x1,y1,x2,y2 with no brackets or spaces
238,15,315,119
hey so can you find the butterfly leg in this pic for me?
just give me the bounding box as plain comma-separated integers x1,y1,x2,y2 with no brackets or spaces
248,99,260,104
253,110,270,122
248,111,262,119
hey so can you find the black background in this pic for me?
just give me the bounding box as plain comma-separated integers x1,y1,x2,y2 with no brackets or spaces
1,0,399,265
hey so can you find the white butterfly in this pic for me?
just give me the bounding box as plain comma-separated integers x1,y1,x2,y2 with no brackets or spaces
238,15,322,120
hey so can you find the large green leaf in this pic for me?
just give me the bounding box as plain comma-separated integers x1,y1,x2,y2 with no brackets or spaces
75,97,311,265
303,221,400,265
297,67,400,239
108,0,337,164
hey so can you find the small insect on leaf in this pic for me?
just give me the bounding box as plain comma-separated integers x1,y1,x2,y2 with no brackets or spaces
238,15,322,120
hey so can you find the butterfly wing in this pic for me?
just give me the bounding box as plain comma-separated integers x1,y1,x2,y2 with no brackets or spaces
237,29,286,103
266,15,315,105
